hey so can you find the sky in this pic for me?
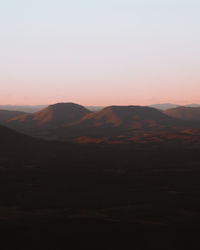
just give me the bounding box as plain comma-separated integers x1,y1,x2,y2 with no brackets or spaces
0,0,200,106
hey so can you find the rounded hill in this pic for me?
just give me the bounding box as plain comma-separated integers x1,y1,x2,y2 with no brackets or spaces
68,105,180,129
6,103,91,129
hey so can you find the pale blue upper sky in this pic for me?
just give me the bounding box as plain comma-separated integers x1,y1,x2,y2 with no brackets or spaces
0,0,200,105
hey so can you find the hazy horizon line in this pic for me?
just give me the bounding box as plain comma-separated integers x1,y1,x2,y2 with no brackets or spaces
0,102,200,107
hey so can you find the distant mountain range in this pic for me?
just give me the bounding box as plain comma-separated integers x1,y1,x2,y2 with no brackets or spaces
6,103,90,130
0,105,47,113
5,103,180,131
0,110,26,123
0,103,199,113
150,103,200,110
164,107,200,120
66,105,181,130
149,103,180,110
85,106,104,111
0,105,103,113
2,102,200,143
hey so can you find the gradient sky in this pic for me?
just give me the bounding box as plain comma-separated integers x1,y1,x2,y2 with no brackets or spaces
1,0,200,105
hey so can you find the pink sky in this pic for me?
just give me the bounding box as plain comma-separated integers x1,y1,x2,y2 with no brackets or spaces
1,0,200,106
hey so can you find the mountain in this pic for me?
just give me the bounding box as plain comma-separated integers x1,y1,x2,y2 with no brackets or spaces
149,103,180,110
68,105,182,129
85,106,104,111
6,103,91,131
164,107,200,120
0,105,47,113
0,110,27,123
5,104,200,143
45,105,189,141
185,104,200,108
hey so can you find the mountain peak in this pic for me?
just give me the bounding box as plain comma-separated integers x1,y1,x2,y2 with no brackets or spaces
0,110,27,123
48,102,83,109
67,105,179,131
6,102,91,129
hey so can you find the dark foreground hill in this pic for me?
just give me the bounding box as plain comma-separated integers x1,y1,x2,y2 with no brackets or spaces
6,103,91,131
0,110,26,123
0,124,59,161
164,106,200,120
0,124,200,249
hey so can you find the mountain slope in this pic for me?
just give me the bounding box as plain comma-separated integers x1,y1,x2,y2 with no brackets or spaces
0,124,39,156
185,104,200,108
68,105,182,129
164,107,200,120
6,103,91,131
46,105,189,141
0,124,35,144
0,110,26,123
5,105,200,143
149,103,180,110
85,106,104,111
0,105,47,113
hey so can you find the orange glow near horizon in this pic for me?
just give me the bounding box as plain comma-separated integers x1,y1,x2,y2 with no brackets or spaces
1,73,200,106
1,1,200,106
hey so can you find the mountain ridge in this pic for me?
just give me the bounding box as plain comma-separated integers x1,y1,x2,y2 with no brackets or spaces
4,103,200,144
67,105,183,129
6,103,91,130
164,106,200,120
0,110,27,123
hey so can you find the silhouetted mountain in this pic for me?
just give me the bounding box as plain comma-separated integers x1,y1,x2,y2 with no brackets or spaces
44,105,190,142
68,105,182,130
6,103,91,131
4,104,200,143
0,110,26,123
185,104,200,108
164,106,200,120
149,103,180,110
0,105,47,113
85,106,104,111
